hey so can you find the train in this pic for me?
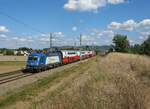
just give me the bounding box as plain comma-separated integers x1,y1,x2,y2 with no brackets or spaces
26,48,95,72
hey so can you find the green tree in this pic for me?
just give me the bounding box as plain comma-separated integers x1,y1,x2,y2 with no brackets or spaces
129,44,142,54
141,36,150,55
18,47,31,51
113,34,130,52
3,49,14,55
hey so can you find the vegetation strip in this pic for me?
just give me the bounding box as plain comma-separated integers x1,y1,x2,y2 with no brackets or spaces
32,59,92,107
0,61,25,66
31,54,150,109
0,60,90,108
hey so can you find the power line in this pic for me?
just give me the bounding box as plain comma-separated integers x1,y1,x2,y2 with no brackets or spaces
0,9,45,34
50,33,53,48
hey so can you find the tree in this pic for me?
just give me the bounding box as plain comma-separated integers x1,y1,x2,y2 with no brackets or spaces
133,44,143,54
113,34,130,52
18,47,31,51
141,36,150,56
3,49,14,55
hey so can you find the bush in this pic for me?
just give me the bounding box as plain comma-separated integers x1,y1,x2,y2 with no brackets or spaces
3,49,14,55
113,34,130,53
141,36,150,56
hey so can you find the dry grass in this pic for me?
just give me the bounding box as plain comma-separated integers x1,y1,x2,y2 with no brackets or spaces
1,53,150,109
34,53,150,109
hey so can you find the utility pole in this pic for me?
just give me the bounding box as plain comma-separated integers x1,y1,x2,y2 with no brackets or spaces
50,33,52,48
74,42,76,50
80,34,82,47
80,34,82,60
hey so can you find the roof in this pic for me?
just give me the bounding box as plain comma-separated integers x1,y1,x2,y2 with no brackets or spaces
29,53,45,57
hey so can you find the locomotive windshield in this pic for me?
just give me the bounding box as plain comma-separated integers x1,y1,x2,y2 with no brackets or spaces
28,56,38,61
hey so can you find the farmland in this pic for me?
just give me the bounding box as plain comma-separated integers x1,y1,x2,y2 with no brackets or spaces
0,56,26,74
0,53,150,109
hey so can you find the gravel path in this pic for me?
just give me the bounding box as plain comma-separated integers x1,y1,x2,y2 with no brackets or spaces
0,60,88,96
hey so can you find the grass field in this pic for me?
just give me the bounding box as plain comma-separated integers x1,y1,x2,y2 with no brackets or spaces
0,53,150,109
0,61,25,66
0,61,25,74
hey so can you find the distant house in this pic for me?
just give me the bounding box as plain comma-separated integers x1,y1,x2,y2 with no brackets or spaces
14,50,29,56
23,51,29,56
14,51,18,55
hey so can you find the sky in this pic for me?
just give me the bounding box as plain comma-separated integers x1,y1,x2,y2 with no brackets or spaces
0,0,150,48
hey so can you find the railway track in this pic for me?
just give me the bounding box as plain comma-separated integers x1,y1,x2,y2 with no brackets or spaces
0,70,23,78
0,70,33,84
0,67,63,85
0,59,90,85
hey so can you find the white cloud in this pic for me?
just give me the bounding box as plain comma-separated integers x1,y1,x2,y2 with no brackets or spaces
91,29,114,38
101,30,114,38
64,0,78,11
108,19,150,31
137,19,150,28
108,0,125,4
139,31,150,41
0,35,35,48
80,29,114,45
72,26,77,31
140,31,150,36
19,38,27,42
129,39,134,43
81,34,99,45
53,32,64,37
82,34,95,41
105,40,111,43
0,34,7,38
39,37,49,42
108,22,121,30
0,26,9,32
64,0,125,12
108,19,136,31
41,33,49,37
129,39,136,45
139,36,144,40
12,37,19,40
39,37,57,42
41,32,64,38
121,20,137,31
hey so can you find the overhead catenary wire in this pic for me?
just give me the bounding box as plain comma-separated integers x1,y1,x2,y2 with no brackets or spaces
0,8,52,48
0,9,46,34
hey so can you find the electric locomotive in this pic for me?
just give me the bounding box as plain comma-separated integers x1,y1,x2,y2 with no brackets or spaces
26,48,63,72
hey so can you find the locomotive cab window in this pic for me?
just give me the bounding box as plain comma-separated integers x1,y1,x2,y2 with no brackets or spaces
28,56,38,61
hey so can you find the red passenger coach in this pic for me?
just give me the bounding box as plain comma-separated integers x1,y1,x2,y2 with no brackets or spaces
88,51,94,58
84,51,90,59
84,51,95,59
61,50,80,64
